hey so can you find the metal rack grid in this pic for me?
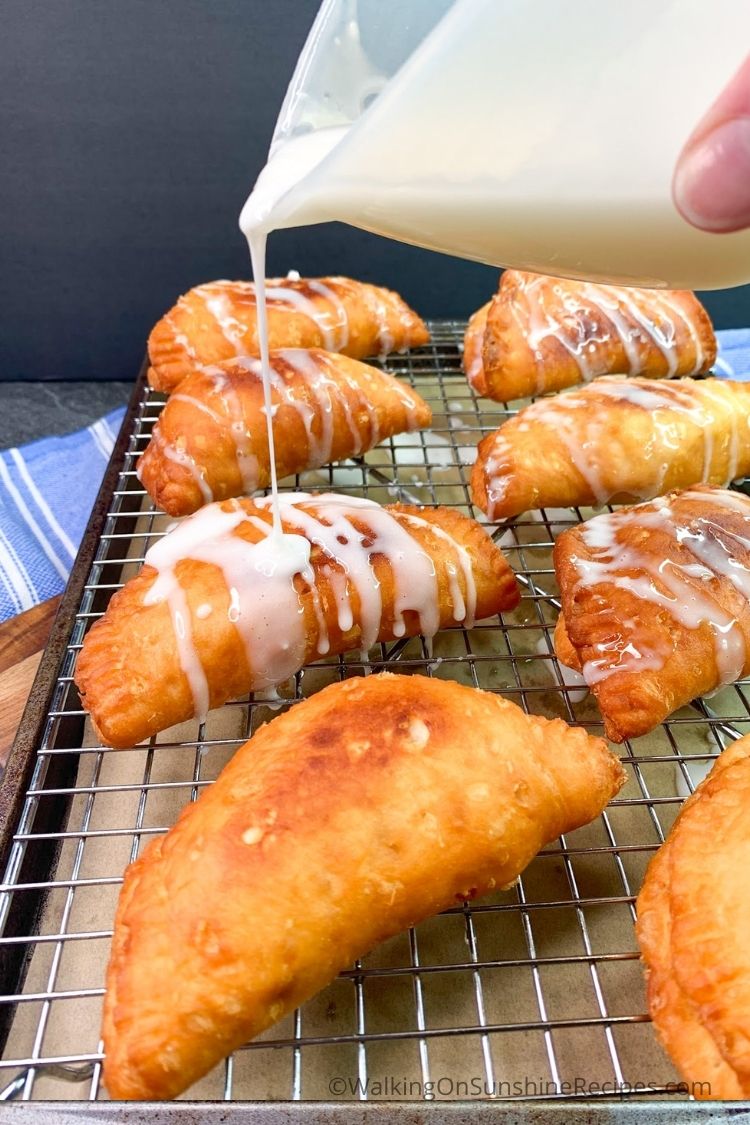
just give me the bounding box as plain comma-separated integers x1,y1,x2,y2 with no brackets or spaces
0,320,746,1108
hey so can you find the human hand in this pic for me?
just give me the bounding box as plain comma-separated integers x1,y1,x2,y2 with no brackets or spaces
673,54,750,233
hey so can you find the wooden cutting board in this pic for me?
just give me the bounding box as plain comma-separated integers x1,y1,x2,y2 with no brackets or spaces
0,596,60,766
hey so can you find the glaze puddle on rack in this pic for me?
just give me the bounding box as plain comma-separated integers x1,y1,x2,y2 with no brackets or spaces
0,323,745,1110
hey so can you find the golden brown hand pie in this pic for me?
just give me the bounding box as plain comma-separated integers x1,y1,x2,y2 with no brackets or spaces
553,486,750,742
148,277,430,392
75,494,519,748
480,270,716,402
553,614,580,673
471,377,750,520
102,671,626,1100
636,736,750,1098
138,349,432,516
462,301,491,395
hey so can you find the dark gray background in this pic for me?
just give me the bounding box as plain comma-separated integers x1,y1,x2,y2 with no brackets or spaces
2,0,749,383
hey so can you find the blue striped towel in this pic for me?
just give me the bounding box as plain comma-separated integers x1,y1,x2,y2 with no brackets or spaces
0,326,749,624
0,408,125,621
711,328,750,379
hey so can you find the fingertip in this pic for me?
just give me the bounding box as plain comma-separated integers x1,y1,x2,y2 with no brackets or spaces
673,115,750,233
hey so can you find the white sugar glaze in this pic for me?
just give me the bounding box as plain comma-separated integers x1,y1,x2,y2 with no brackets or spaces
143,493,477,720
148,349,425,500
466,350,483,385
191,275,414,363
371,288,395,356
274,348,367,456
399,512,478,627
192,277,352,355
515,277,597,388
571,489,750,687
262,281,343,351
511,275,705,392
171,392,224,424
205,366,260,494
198,288,251,356
463,309,487,388
252,350,337,464
139,430,214,506
484,378,747,508
236,120,428,569
305,279,350,351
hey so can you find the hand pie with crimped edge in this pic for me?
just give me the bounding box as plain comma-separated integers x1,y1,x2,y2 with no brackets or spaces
636,735,750,1098
553,486,750,742
462,301,491,395
138,348,432,517
75,494,519,748
148,277,430,393
480,269,716,403
471,376,750,520
102,671,626,1100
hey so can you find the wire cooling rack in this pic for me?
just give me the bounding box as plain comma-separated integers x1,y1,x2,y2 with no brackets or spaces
0,321,747,1114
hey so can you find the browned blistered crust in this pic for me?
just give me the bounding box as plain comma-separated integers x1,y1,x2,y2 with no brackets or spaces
148,278,430,393
103,672,625,1099
553,487,750,742
75,499,519,748
636,736,750,1098
481,270,716,403
462,301,491,395
138,350,432,517
470,377,750,520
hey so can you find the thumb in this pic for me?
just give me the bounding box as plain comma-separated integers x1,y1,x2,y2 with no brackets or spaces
673,54,750,233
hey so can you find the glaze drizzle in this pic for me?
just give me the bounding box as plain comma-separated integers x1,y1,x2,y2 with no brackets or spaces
143,350,426,504
179,277,415,361
483,377,747,509
143,493,479,721
569,488,750,686
509,273,707,392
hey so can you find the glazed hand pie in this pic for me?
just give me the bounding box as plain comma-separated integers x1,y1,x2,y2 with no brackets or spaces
102,671,626,1099
138,349,432,517
472,377,750,520
480,270,716,402
462,301,491,395
75,494,519,747
553,486,750,742
148,277,430,392
636,736,750,1098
